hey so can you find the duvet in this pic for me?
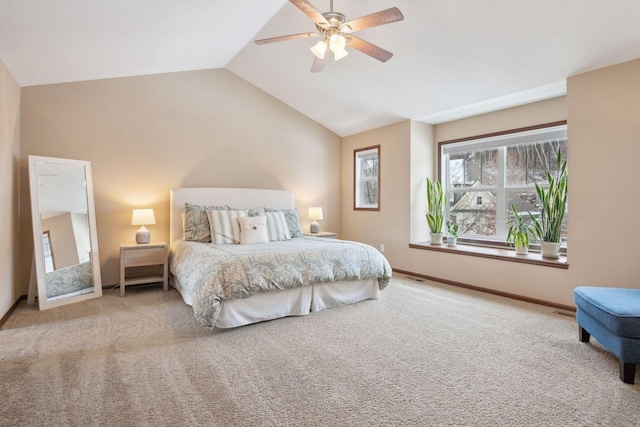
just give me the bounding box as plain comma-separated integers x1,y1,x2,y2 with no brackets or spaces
169,236,391,326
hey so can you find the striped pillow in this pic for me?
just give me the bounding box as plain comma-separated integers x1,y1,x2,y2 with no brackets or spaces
263,211,292,241
183,203,230,242
264,208,303,238
206,209,248,244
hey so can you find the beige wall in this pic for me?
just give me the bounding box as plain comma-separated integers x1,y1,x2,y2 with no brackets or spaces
341,121,411,258
341,120,434,265
566,58,640,291
13,57,640,311
343,96,578,307
343,58,640,308
20,69,341,288
0,59,21,319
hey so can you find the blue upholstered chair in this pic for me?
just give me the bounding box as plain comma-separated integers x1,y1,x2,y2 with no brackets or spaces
574,286,640,384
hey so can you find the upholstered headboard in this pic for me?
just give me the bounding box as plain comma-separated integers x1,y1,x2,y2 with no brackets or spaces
169,188,295,245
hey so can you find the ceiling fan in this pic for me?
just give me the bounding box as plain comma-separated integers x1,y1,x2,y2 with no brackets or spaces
255,0,404,73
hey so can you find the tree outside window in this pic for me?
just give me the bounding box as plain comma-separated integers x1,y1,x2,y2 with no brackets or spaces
354,145,380,210
440,122,567,247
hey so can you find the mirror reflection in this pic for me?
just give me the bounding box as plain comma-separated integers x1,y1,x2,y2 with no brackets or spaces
29,156,102,309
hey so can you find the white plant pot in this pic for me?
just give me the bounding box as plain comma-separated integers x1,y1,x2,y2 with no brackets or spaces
541,242,561,259
447,236,457,247
515,243,528,255
430,232,444,245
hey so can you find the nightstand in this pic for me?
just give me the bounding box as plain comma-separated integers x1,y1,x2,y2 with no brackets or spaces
303,231,337,238
120,242,168,297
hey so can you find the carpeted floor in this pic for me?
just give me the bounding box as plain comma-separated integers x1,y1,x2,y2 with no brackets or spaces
1,276,638,426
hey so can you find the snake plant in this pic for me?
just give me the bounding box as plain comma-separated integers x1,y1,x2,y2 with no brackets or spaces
426,178,445,234
506,204,534,250
529,151,568,243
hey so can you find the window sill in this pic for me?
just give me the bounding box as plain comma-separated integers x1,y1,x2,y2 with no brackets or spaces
409,242,569,269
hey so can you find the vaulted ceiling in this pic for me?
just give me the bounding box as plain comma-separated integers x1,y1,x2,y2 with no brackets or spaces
2,1,640,136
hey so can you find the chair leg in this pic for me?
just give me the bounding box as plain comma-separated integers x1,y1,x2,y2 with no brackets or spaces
579,326,590,343
620,361,636,384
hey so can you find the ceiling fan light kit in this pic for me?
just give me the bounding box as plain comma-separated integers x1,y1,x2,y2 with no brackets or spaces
329,34,348,61
311,39,328,59
255,0,404,72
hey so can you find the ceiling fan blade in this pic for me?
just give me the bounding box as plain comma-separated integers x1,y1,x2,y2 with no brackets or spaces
255,32,319,45
310,55,325,73
289,0,329,26
348,36,393,62
343,7,404,32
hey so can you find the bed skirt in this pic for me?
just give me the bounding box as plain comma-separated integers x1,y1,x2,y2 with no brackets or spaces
170,276,380,328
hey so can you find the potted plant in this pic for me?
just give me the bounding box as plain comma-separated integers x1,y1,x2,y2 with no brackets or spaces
446,220,459,247
529,151,568,259
506,204,534,255
426,178,445,244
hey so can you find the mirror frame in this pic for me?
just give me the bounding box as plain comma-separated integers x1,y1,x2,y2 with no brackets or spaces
29,155,102,309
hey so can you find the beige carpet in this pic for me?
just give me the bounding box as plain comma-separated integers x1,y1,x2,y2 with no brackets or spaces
1,277,639,426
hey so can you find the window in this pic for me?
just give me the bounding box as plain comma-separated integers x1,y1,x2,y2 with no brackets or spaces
354,145,380,210
439,122,567,246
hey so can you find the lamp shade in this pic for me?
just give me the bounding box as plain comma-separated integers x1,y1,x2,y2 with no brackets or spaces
132,209,156,226
308,207,324,221
329,34,346,52
329,34,349,61
333,48,349,61
310,40,328,59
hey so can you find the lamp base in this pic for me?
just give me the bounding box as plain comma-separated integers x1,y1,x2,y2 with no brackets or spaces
310,222,320,234
136,225,151,244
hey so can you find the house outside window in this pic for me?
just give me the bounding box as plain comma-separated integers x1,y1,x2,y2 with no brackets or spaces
439,122,567,247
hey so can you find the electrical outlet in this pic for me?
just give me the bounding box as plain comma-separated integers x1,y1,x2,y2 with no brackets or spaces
380,244,385,252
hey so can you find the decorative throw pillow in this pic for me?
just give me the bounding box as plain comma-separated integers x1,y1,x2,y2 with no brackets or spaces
262,211,292,241
183,203,230,242
265,208,303,238
283,209,303,238
206,209,248,244
247,207,266,217
238,215,269,244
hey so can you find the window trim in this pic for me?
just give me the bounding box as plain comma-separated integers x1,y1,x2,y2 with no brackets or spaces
409,241,569,269
437,120,567,248
353,145,381,211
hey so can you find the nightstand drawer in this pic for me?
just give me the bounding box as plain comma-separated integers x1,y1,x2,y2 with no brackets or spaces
124,247,165,267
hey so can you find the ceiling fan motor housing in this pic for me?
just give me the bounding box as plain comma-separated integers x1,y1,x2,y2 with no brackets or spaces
317,12,351,34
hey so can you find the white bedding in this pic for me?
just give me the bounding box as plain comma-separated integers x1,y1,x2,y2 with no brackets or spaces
171,274,379,328
169,188,390,328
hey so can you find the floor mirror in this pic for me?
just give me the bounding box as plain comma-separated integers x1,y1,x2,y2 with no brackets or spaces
28,155,102,309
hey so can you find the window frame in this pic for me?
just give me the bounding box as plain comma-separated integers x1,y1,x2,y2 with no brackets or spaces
437,121,567,249
353,145,381,211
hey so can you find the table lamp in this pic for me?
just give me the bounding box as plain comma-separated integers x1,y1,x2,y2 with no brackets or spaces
308,207,323,234
132,208,155,244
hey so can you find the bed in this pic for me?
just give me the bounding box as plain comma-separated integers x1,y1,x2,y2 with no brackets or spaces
169,188,391,328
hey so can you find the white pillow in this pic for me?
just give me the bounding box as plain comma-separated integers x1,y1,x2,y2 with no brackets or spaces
206,209,248,244
263,211,292,241
238,216,269,244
